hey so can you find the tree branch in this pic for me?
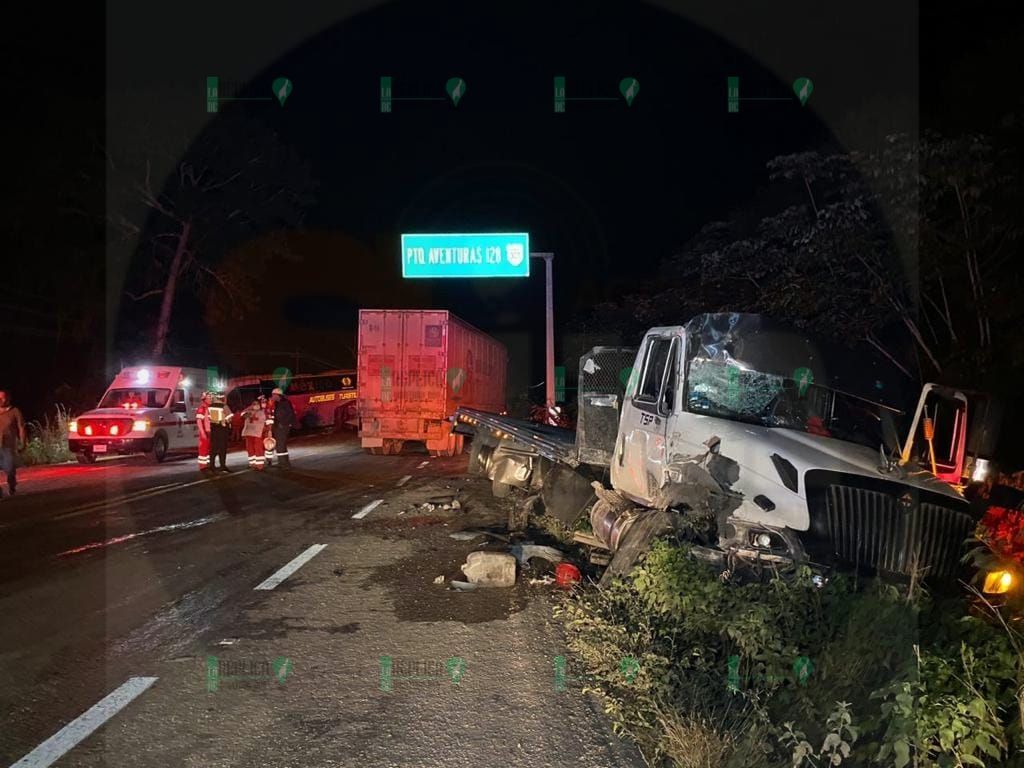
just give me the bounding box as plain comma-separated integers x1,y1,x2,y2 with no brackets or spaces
125,288,164,301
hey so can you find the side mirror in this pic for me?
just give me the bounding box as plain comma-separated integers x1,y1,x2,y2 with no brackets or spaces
881,410,900,455
171,402,188,414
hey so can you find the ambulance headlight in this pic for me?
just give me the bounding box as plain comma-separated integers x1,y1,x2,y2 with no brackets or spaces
136,369,151,384
132,420,150,433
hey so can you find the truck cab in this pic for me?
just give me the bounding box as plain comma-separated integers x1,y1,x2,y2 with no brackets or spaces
69,366,211,464
609,315,974,579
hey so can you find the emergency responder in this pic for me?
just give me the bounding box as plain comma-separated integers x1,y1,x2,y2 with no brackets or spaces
196,392,213,472
0,390,26,498
263,393,276,468
208,392,233,472
242,395,268,471
270,387,295,469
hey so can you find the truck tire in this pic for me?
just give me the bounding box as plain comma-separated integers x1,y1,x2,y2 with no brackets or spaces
77,452,96,465
150,432,169,463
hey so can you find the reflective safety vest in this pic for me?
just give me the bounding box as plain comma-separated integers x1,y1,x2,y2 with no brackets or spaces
209,401,232,426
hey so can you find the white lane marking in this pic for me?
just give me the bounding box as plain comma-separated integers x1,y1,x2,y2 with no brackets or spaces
57,513,229,556
396,475,412,487
11,676,158,768
351,499,384,520
417,461,430,469
254,544,327,590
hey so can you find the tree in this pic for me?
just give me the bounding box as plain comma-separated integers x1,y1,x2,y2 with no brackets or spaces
112,113,315,357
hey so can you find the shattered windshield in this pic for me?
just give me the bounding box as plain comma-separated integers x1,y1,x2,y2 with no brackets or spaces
685,358,896,449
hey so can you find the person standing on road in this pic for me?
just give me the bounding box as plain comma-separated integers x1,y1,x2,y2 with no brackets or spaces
242,395,268,471
263,394,276,468
208,392,233,473
0,390,26,499
270,388,295,470
196,392,213,472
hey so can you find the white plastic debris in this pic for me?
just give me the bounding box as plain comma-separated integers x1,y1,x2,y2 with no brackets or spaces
433,575,445,585
461,551,517,587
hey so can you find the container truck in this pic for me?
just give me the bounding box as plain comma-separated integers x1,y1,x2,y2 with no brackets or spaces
454,313,1002,589
357,309,507,456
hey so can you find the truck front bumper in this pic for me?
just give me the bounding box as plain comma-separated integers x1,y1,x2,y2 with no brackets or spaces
69,438,155,454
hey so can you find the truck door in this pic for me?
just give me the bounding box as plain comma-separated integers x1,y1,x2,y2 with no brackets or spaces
611,333,681,504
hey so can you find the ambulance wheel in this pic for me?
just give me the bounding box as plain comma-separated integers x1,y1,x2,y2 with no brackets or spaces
384,439,404,455
77,452,96,465
150,433,168,463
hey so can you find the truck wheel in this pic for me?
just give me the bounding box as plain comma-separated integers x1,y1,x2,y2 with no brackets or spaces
150,433,169,463
77,452,96,465
492,477,511,498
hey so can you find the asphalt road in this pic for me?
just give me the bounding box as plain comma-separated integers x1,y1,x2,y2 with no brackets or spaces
0,434,642,768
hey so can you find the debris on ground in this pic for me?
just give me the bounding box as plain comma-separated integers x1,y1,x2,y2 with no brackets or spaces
461,551,517,587
555,562,582,586
449,531,484,541
432,575,445,585
527,575,555,586
509,543,565,567
449,580,477,591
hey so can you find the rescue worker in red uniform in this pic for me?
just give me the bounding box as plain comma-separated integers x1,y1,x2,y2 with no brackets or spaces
242,395,268,470
196,392,212,471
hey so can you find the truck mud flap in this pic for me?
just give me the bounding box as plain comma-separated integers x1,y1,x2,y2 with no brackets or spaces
540,465,599,524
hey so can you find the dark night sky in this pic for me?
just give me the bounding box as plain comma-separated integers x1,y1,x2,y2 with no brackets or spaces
4,1,1022,420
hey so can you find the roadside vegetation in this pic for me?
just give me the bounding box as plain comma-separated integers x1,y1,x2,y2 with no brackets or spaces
19,405,74,467
558,539,1024,768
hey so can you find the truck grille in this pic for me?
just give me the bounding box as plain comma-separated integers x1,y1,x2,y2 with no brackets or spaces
805,472,974,579
78,418,134,436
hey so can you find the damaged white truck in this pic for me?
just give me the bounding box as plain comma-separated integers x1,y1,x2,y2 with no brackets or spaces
454,313,988,585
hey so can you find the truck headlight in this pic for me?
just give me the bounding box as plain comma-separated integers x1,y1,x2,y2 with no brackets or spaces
69,420,78,433
133,420,150,433
983,570,1013,595
971,458,991,483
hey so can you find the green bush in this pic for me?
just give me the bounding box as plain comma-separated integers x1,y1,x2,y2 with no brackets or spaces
559,540,1024,768
20,405,74,466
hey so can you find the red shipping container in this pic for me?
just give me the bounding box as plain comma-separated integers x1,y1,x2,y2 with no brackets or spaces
357,309,507,456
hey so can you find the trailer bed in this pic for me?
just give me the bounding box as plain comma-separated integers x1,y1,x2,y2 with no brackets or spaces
452,407,579,466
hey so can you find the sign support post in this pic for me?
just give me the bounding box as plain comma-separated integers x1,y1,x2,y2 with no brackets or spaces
531,252,555,421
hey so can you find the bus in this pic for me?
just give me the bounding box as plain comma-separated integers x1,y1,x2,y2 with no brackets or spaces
226,370,358,437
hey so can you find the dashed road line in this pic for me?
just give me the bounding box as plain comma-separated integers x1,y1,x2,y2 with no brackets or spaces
396,475,412,487
10,676,158,768
417,461,430,469
351,499,384,520
254,544,327,590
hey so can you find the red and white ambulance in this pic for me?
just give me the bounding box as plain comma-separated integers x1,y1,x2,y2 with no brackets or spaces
68,366,213,464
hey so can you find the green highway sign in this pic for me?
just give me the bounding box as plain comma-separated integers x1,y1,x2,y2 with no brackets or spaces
401,233,530,278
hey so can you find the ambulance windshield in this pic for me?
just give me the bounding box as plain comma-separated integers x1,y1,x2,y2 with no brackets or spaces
99,388,171,409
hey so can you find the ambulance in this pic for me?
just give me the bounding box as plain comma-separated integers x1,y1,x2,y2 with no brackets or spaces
68,366,214,464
